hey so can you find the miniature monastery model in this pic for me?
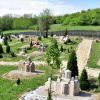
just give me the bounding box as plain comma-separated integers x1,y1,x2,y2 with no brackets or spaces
18,56,35,72
45,70,80,96
63,35,69,42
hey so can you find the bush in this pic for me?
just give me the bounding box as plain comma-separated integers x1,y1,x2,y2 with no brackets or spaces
38,36,42,40
60,45,63,52
21,38,24,42
80,68,90,90
10,52,15,57
6,45,10,53
17,78,20,85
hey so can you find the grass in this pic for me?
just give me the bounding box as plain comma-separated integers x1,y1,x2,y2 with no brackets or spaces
3,30,34,34
87,41,100,69
50,24,100,31
0,65,58,100
0,37,81,62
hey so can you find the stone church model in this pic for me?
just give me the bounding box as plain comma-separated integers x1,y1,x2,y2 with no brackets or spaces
18,56,35,72
45,70,80,96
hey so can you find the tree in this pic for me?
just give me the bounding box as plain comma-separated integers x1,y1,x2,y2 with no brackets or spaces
60,45,63,52
30,40,33,48
0,44,3,53
21,38,24,43
67,50,78,77
46,38,61,68
3,35,8,45
51,32,53,37
1,32,3,39
79,68,90,90
98,73,100,87
6,45,10,53
38,9,53,36
64,28,68,37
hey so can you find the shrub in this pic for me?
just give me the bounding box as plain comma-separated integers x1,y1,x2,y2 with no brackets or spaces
80,68,90,90
6,45,10,53
21,38,24,42
60,45,63,52
38,36,42,40
10,52,15,57
17,78,20,85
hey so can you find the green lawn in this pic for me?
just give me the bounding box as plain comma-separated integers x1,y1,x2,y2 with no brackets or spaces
0,66,58,100
87,41,100,69
50,24,100,31
3,30,34,34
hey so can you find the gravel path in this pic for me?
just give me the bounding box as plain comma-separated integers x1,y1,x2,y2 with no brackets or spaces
76,39,100,77
76,39,93,75
0,61,46,66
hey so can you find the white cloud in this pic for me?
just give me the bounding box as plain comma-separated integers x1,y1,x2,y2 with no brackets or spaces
0,0,80,16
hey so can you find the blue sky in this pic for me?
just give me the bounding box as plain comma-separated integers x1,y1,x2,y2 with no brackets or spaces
0,0,100,16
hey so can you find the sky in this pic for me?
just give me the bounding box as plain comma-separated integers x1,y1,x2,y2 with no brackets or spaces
0,0,100,16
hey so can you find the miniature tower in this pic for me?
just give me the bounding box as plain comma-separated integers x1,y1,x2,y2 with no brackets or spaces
69,77,75,96
74,76,80,95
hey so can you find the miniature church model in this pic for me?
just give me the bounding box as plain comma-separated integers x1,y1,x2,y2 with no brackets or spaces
18,56,35,72
45,70,80,96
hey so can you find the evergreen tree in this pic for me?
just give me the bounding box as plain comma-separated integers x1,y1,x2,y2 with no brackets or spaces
60,45,63,52
64,28,68,37
0,44,3,53
1,32,3,39
3,35,8,45
80,68,90,90
30,40,33,48
6,45,10,53
98,73,100,87
67,50,78,77
51,32,53,37
17,78,20,85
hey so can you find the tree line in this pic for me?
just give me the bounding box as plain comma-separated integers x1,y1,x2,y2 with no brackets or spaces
0,8,100,31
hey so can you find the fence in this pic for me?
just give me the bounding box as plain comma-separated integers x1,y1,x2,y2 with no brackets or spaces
10,30,100,38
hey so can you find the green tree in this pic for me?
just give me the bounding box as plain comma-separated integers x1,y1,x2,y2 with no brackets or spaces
0,44,3,53
46,38,61,68
80,68,90,90
51,32,53,37
67,50,78,77
6,45,10,53
30,40,33,48
64,28,68,37
13,18,32,29
38,9,53,36
3,35,8,45
60,45,63,52
98,73,100,87
1,32,3,39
